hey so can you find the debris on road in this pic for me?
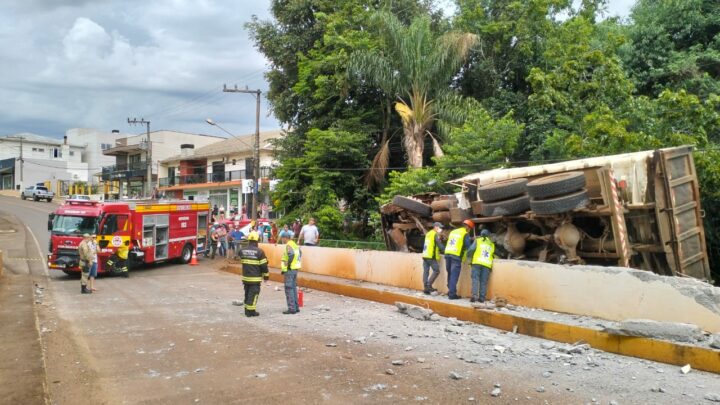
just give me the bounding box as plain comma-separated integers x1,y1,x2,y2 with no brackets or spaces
395,302,434,321
448,371,463,380
603,319,703,343
490,387,501,397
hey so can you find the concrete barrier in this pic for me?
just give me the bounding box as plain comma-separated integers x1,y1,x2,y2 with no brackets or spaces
260,244,720,333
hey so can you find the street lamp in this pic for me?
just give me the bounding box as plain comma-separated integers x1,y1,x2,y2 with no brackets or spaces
205,118,258,221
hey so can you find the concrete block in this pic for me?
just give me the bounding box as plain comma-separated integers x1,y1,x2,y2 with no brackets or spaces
395,302,433,321
604,319,703,343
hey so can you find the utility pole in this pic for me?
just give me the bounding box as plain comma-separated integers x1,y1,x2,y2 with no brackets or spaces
222,84,262,222
7,135,25,189
127,118,152,198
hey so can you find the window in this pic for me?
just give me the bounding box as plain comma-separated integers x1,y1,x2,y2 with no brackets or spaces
32,148,38,152
101,214,129,235
69,151,75,156
101,143,112,150
37,148,44,153
52,148,62,158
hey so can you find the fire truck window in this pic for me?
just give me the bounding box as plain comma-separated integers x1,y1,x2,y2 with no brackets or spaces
102,215,129,235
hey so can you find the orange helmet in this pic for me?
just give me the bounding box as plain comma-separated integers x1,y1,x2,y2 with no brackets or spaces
463,219,475,229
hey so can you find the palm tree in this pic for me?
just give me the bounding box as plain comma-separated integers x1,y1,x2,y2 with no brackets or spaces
350,12,476,181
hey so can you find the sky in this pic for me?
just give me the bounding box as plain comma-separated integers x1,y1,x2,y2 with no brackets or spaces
0,0,636,139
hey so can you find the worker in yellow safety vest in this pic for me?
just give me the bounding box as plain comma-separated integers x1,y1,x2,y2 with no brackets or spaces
444,219,475,300
466,229,495,303
422,222,446,295
280,231,301,314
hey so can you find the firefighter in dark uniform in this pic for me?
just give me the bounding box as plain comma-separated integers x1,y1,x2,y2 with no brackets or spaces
239,231,269,317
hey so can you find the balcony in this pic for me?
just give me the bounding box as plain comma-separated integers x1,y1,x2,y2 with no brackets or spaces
101,162,147,181
158,167,273,188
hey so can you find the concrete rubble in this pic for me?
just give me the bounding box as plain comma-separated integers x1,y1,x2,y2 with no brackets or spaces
603,319,704,343
395,302,434,321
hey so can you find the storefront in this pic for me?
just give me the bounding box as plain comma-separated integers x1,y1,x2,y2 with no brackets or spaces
0,158,15,190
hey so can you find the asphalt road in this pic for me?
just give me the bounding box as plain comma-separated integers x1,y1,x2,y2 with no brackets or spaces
1,195,719,404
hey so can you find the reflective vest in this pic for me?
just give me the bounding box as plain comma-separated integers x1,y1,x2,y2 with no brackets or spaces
472,237,495,268
444,228,467,257
422,230,440,260
282,240,302,272
117,244,129,260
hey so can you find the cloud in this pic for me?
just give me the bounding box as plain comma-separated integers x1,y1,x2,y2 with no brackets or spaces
0,0,275,137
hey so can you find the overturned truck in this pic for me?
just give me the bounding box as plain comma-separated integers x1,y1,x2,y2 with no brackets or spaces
380,146,712,282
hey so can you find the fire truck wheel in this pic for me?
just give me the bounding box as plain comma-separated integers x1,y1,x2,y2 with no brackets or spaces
527,171,586,199
179,244,193,264
62,270,79,278
478,178,528,203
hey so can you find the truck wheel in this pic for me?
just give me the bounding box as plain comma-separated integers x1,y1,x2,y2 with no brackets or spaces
527,171,586,199
33,195,38,201
449,207,472,223
392,196,432,217
20,194,25,200
432,211,451,223
430,198,456,212
530,189,590,215
47,199,53,203
179,244,193,264
478,178,528,203
481,194,530,217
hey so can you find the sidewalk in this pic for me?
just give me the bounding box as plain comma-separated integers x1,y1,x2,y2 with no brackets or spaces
0,213,48,404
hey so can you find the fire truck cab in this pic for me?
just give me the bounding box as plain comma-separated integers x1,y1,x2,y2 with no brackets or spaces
48,199,211,274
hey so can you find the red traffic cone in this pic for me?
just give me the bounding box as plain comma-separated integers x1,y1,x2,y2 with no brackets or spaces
297,289,304,307
189,249,199,266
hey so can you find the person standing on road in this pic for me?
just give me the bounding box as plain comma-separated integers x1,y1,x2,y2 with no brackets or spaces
78,233,94,294
444,220,474,300
209,224,219,259
466,229,495,303
297,217,319,246
281,232,302,314
422,222,446,295
216,224,228,258
238,231,269,317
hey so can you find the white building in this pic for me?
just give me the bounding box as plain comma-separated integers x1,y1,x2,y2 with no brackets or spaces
0,133,88,191
102,130,225,197
65,128,122,185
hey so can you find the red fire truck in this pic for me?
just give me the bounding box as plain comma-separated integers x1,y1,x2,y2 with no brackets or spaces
47,199,211,274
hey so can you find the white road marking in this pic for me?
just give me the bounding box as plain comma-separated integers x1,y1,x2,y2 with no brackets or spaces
26,224,49,277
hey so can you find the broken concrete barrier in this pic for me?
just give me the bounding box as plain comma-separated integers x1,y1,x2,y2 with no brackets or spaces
603,319,703,343
395,302,434,321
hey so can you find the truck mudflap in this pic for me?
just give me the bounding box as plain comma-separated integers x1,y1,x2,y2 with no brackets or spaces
654,146,711,280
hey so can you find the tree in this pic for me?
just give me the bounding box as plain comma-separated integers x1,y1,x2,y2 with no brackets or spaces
350,12,477,169
622,0,720,99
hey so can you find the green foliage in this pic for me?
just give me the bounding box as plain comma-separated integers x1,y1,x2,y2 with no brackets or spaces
376,167,452,205
437,100,523,177
623,0,720,98
272,128,371,239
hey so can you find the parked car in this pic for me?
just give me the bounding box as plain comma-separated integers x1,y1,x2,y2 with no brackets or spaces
21,185,54,202
68,194,91,200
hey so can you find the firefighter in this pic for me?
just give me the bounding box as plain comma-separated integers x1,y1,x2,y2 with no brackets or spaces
238,231,269,317
421,222,445,295
466,229,495,303
106,240,130,278
77,233,94,294
280,231,301,314
444,219,474,300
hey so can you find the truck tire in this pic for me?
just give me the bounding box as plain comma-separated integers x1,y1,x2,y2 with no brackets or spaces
392,196,432,217
481,194,530,217
449,207,472,223
430,199,456,212
478,178,528,203
33,195,38,201
20,194,25,200
179,243,193,264
530,189,589,215
47,199,53,203
527,172,586,199
470,200,483,216
432,211,451,223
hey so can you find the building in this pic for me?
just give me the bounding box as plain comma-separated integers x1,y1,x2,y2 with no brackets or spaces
157,130,283,213
0,133,88,191
65,128,122,185
101,130,225,198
